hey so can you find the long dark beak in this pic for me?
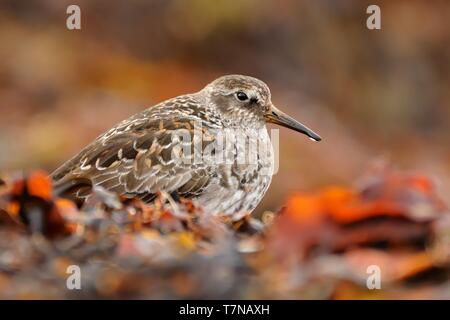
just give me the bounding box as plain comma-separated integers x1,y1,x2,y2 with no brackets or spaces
265,105,322,141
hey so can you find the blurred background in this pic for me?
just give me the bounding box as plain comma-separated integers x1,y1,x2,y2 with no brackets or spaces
0,0,449,214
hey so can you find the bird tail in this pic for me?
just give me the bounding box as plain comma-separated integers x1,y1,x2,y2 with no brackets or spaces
52,177,92,208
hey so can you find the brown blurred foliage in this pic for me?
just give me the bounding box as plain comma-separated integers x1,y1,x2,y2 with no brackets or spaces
0,0,450,299
260,164,450,299
0,166,449,299
0,0,449,215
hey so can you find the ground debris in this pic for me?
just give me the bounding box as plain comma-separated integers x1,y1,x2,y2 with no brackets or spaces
0,166,449,299
259,165,450,299
0,171,261,299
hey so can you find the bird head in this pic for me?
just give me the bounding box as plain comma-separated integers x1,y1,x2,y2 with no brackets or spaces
204,74,321,141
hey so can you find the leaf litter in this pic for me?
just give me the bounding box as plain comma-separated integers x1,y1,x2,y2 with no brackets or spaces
0,164,449,299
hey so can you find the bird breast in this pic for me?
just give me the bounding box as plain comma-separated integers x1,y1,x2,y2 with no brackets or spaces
197,126,275,215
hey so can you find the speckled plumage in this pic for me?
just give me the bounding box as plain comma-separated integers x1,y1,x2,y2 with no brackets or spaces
52,75,321,215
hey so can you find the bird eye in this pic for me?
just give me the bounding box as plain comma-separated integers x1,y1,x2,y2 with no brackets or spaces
236,91,249,101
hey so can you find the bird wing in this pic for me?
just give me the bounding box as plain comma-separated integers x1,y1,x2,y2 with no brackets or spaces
52,100,219,203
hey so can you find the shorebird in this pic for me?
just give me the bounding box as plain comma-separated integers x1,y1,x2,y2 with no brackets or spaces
51,75,321,215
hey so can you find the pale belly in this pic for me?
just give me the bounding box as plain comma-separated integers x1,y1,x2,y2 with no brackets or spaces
196,128,275,215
